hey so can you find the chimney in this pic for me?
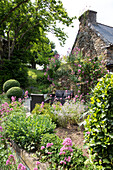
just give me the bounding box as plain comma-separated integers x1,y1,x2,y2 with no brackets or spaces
79,10,97,24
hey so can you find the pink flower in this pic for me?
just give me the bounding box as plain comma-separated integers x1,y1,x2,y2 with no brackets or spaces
17,163,26,170
48,152,52,154
60,161,66,164
78,64,81,67
62,138,72,146
59,151,66,155
41,146,45,150
65,156,71,162
46,143,53,148
11,96,16,102
40,102,44,108
44,72,47,75
89,59,91,61
34,168,38,170
25,91,28,96
78,69,81,73
10,108,13,111
0,126,2,131
6,159,11,165
36,161,40,165
18,98,22,103
86,131,90,134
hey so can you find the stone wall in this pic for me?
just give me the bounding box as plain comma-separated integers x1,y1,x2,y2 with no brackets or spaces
75,21,107,58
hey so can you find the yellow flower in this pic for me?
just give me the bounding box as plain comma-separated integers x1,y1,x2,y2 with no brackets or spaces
91,97,95,104
96,98,101,103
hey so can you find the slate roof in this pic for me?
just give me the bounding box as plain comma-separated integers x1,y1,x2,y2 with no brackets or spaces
92,23,113,46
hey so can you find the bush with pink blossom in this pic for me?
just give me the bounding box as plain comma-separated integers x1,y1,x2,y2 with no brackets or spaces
40,133,86,169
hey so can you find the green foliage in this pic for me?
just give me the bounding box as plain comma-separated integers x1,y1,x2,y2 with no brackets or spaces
66,48,107,96
4,113,56,151
40,136,86,169
0,93,10,105
3,79,20,93
6,87,23,99
45,54,61,80
32,102,60,123
0,59,28,89
55,99,87,128
84,73,113,169
27,68,50,94
32,100,87,128
0,0,76,63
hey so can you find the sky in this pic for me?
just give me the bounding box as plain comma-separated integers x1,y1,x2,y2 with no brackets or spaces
47,0,113,56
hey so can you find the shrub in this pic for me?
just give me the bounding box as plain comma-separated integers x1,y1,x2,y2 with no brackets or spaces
32,102,61,123
4,113,56,151
40,136,86,169
66,47,108,97
3,79,20,92
84,73,113,169
0,59,28,90
55,99,87,127
6,87,23,99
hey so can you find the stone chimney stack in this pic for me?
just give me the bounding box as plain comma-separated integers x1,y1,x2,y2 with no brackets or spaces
79,10,97,24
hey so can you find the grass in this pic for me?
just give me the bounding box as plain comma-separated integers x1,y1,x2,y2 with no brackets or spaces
26,68,50,94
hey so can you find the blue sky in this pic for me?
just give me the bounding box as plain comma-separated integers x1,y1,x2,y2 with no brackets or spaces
48,0,113,56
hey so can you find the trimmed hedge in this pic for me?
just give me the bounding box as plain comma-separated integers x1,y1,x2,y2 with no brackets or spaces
6,87,23,99
3,79,20,92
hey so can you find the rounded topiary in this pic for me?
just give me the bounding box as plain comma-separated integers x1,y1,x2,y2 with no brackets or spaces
6,87,23,99
3,79,20,92
84,73,113,169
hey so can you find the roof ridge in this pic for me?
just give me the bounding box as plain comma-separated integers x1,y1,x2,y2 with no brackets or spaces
97,22,113,29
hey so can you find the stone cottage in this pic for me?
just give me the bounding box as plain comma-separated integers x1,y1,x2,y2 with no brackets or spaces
72,10,113,71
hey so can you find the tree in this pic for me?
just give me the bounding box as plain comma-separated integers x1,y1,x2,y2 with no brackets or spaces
0,0,76,62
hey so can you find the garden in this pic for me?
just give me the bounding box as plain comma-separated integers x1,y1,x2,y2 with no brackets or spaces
0,48,113,170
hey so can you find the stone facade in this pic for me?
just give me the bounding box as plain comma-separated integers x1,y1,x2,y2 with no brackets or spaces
72,10,113,71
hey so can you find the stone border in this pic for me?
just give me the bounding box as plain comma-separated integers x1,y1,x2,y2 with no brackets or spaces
11,141,49,170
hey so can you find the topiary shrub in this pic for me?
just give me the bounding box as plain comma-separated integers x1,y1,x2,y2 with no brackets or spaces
84,73,113,169
3,79,20,92
6,87,23,99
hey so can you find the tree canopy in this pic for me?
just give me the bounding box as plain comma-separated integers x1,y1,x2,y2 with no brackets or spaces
0,0,76,64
